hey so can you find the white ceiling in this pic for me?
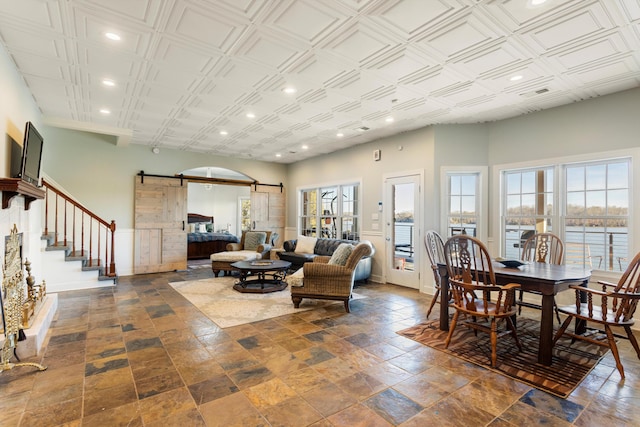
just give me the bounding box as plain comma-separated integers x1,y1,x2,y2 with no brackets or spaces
1,0,639,164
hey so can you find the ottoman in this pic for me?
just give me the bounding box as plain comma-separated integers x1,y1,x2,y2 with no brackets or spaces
210,250,261,277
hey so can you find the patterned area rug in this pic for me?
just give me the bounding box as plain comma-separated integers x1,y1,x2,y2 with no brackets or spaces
169,277,363,328
397,318,608,398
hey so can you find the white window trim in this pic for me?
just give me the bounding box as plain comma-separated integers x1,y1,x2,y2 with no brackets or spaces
296,178,363,237
440,166,489,244
491,148,639,282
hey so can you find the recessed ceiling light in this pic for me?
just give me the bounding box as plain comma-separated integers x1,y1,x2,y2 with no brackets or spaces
246,112,255,119
302,145,308,150
283,87,296,94
385,117,394,123
337,132,344,137
105,32,121,41
510,75,524,81
219,130,228,135
102,79,115,87
275,153,282,158
530,0,547,5
99,108,110,114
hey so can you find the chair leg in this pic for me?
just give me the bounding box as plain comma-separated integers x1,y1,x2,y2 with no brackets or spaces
444,311,460,349
553,298,561,324
605,325,625,379
624,325,640,359
505,317,522,351
553,316,573,345
291,296,302,308
343,299,350,313
490,318,498,368
425,288,440,319
517,290,524,315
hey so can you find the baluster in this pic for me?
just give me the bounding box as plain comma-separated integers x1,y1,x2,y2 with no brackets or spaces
44,186,49,236
71,206,76,255
63,199,68,246
54,193,59,247
81,211,85,259
88,219,93,266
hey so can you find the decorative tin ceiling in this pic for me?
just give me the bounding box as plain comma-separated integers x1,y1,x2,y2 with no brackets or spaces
0,0,638,163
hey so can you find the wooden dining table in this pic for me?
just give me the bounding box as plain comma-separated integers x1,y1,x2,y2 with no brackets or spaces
437,261,591,366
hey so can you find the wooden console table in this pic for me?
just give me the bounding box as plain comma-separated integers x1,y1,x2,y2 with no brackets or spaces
0,178,45,210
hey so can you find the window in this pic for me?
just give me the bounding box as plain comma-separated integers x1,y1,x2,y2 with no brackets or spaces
299,183,360,239
445,172,479,237
564,160,629,271
502,167,554,259
239,197,251,231
500,158,630,271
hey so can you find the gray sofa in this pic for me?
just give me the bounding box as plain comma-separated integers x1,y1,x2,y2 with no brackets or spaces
279,237,375,283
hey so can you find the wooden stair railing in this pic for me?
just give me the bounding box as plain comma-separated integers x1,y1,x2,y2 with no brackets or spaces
41,179,117,278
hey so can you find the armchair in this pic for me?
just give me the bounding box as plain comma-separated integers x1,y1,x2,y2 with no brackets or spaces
553,250,640,378
210,230,277,277
226,230,276,259
290,241,373,313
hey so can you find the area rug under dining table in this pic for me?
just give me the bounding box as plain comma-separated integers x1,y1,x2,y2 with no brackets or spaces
397,317,609,398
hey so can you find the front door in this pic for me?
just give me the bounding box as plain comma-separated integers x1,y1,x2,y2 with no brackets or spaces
385,173,421,289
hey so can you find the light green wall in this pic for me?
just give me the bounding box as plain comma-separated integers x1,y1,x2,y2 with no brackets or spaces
42,127,287,229
286,125,437,231
487,88,640,164
0,43,42,177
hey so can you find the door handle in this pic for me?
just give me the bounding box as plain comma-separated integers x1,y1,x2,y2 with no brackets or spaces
182,220,185,231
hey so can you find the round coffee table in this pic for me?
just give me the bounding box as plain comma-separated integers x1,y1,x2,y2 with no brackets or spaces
230,259,292,293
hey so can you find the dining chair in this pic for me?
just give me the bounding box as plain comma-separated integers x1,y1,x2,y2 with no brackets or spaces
443,235,522,367
424,230,446,319
553,251,640,378
518,232,564,321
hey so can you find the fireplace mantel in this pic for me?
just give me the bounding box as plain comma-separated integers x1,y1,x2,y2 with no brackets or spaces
0,178,45,210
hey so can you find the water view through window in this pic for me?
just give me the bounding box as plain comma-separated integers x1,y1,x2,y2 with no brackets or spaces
502,159,629,271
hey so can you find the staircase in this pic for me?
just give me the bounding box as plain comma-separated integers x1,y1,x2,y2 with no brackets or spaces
40,179,117,291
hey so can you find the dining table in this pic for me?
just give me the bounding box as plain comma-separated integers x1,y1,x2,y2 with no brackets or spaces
437,261,592,366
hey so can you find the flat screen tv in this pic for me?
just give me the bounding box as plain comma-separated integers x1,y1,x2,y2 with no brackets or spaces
19,121,44,187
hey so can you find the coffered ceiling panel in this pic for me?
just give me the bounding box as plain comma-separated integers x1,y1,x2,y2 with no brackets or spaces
0,0,638,163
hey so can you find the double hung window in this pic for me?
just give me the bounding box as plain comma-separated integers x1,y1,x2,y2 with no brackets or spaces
501,158,630,271
445,173,479,237
299,183,360,240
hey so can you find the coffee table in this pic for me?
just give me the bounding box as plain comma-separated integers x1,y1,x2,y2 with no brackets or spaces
230,259,292,293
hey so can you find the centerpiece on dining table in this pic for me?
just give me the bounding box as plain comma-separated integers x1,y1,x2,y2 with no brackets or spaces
494,257,527,268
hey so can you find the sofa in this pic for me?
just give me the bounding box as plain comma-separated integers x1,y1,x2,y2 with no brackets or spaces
279,236,375,283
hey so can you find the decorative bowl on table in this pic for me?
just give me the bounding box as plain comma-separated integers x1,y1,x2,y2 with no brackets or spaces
494,258,526,268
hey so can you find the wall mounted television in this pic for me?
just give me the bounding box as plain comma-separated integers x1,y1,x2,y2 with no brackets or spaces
19,121,44,187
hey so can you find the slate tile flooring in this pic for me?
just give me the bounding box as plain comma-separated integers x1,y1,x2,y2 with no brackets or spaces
1,266,640,426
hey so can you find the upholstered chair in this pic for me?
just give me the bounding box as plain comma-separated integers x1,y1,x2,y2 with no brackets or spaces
289,241,373,313
227,230,273,258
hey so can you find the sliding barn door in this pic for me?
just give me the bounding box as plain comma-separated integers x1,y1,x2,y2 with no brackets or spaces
134,176,187,273
251,185,285,247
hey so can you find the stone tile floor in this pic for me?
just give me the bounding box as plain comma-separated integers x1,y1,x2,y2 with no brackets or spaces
1,266,639,426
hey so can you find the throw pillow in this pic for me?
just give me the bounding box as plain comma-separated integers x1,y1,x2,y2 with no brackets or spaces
287,268,304,287
328,243,354,266
244,231,267,251
197,223,207,232
294,235,317,254
188,223,196,233
205,223,214,232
